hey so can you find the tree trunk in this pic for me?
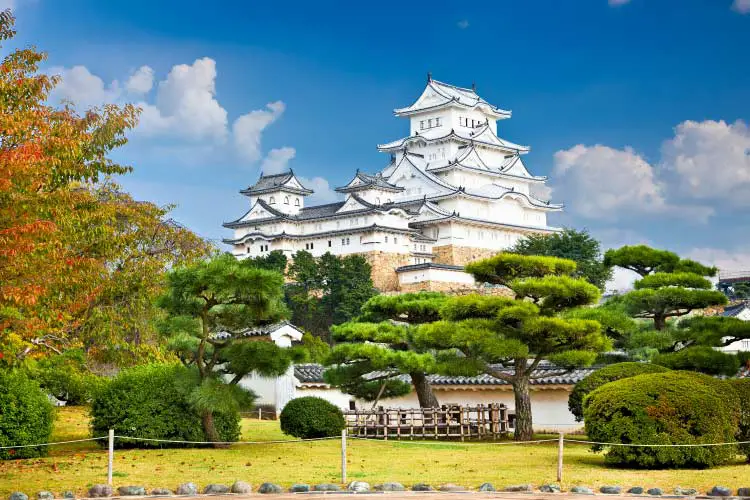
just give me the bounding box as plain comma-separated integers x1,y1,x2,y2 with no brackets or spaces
409,372,439,408
201,410,228,449
654,314,666,331
511,377,533,441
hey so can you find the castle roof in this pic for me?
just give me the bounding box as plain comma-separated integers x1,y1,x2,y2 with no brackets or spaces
394,78,511,119
335,170,404,193
427,145,547,182
223,222,434,246
240,170,314,196
377,123,529,154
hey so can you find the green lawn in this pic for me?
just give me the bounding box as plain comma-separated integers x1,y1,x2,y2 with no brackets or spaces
0,407,749,497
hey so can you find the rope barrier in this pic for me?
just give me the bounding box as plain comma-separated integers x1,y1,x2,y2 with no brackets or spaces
348,437,560,445
0,437,107,450
112,435,339,445
564,438,750,447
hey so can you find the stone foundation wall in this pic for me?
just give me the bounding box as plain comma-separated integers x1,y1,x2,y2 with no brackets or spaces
432,245,497,266
359,251,412,292
398,281,514,296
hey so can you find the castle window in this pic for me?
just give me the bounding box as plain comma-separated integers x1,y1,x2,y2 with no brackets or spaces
394,237,398,244
420,120,424,130
346,237,350,245
385,236,389,243
328,240,332,247
376,197,381,205
435,117,441,126
246,246,250,254
427,118,432,128
269,196,276,204
294,198,300,206
284,196,290,204
310,242,314,250
341,238,346,245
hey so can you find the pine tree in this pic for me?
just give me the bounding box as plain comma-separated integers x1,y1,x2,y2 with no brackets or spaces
417,254,609,441
159,254,305,445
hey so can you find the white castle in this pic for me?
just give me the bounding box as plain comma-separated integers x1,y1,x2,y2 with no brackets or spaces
224,75,561,292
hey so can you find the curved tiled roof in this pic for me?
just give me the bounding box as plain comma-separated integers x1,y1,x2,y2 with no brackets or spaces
294,363,595,386
241,170,314,196
378,124,529,154
336,171,404,193
394,79,511,118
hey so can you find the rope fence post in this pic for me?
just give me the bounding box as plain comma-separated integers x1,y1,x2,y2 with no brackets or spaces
107,429,114,485
341,428,347,484
557,432,564,483
258,408,262,420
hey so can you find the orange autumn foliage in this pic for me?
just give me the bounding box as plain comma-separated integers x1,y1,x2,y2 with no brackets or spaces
0,11,212,363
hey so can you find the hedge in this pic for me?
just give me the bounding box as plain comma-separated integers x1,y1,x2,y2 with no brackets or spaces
0,370,55,459
90,364,240,448
280,397,345,439
727,378,750,462
652,346,740,376
568,362,670,421
584,371,740,468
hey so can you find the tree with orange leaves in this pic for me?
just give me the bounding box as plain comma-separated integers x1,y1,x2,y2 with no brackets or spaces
0,10,212,366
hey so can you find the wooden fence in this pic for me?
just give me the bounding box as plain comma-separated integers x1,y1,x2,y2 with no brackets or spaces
343,404,512,440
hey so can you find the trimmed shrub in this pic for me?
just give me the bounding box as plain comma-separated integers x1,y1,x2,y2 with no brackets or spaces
0,370,54,459
90,364,240,448
569,362,670,421
280,396,345,438
652,346,740,376
584,371,740,468
28,350,104,405
727,378,750,462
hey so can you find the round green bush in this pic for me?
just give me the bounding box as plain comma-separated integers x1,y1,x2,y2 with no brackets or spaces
280,396,345,439
569,362,670,421
584,371,740,468
90,364,240,448
727,378,750,462
0,370,54,459
652,346,740,376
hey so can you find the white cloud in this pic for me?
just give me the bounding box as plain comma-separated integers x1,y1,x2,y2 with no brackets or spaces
686,247,750,273
138,57,228,142
49,65,120,108
457,19,469,29
125,65,154,95
232,101,286,162
661,119,750,207
732,0,750,14
551,144,667,220
608,0,631,6
260,147,296,175
301,176,341,205
607,267,641,294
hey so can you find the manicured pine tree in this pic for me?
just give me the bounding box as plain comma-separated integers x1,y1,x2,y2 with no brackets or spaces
416,254,609,441
159,253,305,445
324,292,452,408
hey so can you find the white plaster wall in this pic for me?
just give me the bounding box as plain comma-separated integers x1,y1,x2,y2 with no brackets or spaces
397,268,475,286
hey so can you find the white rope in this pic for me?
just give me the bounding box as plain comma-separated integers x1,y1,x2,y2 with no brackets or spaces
0,437,107,450
113,435,339,445
564,438,750,447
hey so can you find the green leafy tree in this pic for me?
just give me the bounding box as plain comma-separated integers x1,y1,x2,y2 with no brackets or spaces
246,250,287,274
417,254,609,440
158,253,305,445
324,292,450,408
509,228,613,290
604,245,727,331
285,251,376,342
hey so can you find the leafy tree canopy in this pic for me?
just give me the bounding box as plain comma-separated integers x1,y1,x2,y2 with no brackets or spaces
509,228,613,290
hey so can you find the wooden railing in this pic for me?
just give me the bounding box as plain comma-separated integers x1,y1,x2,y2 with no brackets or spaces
343,403,511,440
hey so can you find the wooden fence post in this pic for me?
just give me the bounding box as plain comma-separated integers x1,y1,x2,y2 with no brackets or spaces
341,429,347,484
107,429,114,485
557,432,564,482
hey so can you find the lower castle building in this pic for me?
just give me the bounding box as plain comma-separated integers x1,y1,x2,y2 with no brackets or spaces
223,77,562,291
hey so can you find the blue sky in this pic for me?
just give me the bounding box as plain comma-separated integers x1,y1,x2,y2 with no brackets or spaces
7,0,750,281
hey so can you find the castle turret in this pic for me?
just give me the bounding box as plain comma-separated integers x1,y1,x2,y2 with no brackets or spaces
239,170,313,215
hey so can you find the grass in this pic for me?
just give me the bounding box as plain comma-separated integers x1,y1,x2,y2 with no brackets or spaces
0,407,749,496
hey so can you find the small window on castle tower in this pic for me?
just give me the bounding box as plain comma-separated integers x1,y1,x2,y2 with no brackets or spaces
284,196,290,204
420,120,424,130
269,196,275,204
295,198,300,206
427,118,432,128
435,117,441,126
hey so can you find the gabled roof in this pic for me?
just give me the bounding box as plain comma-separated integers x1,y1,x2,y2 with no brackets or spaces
408,213,561,233
336,170,404,193
223,223,434,245
425,185,562,211
213,321,304,341
240,170,314,196
723,302,750,318
394,78,511,119
427,146,546,182
377,124,529,154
